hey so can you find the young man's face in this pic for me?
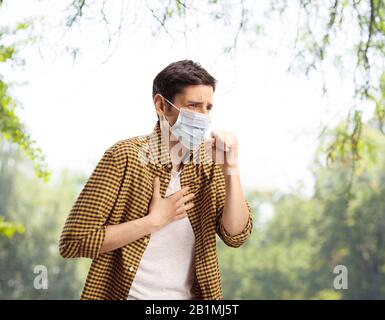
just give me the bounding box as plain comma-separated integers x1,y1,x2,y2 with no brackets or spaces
155,84,214,126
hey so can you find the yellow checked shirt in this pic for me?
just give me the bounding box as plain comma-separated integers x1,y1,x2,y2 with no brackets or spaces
58,120,253,300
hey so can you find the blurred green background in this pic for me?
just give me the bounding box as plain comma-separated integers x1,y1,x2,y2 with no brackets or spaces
2,123,385,299
1,0,385,299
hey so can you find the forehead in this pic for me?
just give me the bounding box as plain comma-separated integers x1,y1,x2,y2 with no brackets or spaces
178,85,213,102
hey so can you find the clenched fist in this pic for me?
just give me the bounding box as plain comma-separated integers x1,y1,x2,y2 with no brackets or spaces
204,130,239,175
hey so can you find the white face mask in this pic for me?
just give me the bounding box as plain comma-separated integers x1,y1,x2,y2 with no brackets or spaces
160,95,212,151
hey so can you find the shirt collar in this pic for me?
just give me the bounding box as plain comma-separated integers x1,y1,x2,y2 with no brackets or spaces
146,120,210,169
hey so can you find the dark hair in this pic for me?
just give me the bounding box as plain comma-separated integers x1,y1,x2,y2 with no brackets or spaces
152,60,217,116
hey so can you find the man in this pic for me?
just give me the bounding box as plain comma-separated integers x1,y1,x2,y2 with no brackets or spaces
58,59,253,300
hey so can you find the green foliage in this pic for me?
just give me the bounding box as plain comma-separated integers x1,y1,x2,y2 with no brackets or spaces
219,124,385,299
269,0,385,175
0,80,50,182
374,71,385,125
63,0,385,178
1,119,384,299
0,18,50,183
0,0,384,299
0,141,88,299
0,216,25,238
0,45,15,62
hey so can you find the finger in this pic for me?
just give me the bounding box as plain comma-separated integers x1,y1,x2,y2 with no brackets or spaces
183,192,195,203
152,176,160,198
213,131,226,151
175,203,185,215
172,186,190,199
176,201,194,214
172,212,188,221
224,132,235,152
224,140,229,152
176,193,195,206
212,130,223,142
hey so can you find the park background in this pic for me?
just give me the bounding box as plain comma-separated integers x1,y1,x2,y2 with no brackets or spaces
1,0,385,299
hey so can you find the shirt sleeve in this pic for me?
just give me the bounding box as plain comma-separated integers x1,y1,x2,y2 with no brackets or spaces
214,164,253,248
58,146,123,259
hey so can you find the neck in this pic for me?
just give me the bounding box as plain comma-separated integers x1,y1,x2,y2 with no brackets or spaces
158,119,188,171
168,139,187,172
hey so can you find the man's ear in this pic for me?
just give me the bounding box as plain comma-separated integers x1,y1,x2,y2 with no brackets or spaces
154,94,166,119
156,108,164,121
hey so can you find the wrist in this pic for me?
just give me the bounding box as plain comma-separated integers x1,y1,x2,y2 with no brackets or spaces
143,214,160,234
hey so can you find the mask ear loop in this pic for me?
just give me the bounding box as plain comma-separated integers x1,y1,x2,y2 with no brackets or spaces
163,96,180,112
160,95,180,125
159,95,189,167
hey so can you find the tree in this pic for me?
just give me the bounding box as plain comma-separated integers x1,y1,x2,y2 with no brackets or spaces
313,123,385,299
0,140,88,299
218,122,385,299
0,2,50,237
63,0,385,181
0,7,50,181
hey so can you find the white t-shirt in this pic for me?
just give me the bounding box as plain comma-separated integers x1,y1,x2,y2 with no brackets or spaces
127,169,196,300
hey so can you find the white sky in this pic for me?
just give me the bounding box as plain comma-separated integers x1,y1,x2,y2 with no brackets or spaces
0,0,358,196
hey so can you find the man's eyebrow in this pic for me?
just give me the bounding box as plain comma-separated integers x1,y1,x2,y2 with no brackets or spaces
186,100,213,106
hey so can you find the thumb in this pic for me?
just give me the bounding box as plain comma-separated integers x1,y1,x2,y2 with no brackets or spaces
152,176,160,198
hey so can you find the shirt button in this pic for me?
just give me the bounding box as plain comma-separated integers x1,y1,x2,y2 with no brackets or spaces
167,163,172,169
129,266,134,272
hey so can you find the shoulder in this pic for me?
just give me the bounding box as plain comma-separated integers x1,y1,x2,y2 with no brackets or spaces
104,134,149,169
